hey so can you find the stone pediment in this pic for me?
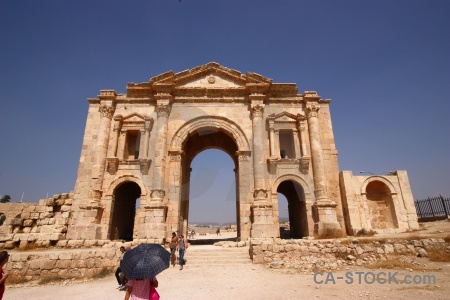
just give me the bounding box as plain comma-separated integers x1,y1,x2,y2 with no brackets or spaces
149,62,272,90
122,113,146,123
126,62,301,98
267,111,305,123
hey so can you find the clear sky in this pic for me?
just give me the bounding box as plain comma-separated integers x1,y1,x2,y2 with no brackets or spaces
0,1,449,224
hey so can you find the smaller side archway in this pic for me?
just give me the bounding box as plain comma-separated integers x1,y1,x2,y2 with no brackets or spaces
272,175,312,239
109,181,142,241
362,178,399,230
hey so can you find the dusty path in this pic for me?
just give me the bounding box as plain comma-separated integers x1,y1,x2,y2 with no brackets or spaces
4,222,450,300
5,251,450,300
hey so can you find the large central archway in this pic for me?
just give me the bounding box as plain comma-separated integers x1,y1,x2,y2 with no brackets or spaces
180,129,239,237
169,116,251,239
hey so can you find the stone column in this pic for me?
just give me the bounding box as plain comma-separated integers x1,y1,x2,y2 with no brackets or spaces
251,102,266,194
268,120,276,159
274,130,280,158
306,102,328,200
305,97,341,234
106,116,122,175
297,119,308,157
142,117,153,158
151,101,171,200
247,83,277,238
292,129,301,159
107,116,122,158
146,83,174,242
92,91,116,203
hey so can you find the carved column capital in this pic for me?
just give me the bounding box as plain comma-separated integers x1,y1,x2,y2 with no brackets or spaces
253,188,268,201
156,104,171,118
236,150,251,161
305,102,320,119
169,150,184,162
144,117,154,131
106,157,120,175
251,103,265,119
113,117,123,131
99,105,115,119
151,189,165,201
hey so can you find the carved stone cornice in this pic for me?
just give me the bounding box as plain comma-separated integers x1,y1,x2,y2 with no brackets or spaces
99,90,117,100
152,82,175,94
99,105,115,119
246,83,270,95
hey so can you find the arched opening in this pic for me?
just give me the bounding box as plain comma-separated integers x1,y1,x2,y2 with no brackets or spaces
277,180,307,239
110,181,141,241
180,128,239,242
365,180,398,229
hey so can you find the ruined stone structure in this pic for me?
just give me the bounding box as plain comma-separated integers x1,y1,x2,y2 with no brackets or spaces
61,62,418,244
0,63,419,250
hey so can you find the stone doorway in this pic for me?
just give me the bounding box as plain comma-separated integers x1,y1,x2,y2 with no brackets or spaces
277,180,308,239
110,181,141,241
178,128,240,238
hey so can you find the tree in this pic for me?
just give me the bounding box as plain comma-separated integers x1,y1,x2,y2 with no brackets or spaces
0,195,11,203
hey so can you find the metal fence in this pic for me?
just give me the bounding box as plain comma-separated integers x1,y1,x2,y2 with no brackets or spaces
414,195,450,220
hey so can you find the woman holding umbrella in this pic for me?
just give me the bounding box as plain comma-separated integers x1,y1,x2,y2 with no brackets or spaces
124,277,158,300
121,244,170,300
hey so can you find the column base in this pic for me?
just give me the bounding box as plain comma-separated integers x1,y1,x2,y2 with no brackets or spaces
251,201,278,238
313,201,343,237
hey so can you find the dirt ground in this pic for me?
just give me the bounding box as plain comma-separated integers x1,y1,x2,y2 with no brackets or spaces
4,220,450,300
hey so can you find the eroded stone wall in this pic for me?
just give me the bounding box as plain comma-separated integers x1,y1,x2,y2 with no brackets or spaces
0,193,73,249
250,237,448,271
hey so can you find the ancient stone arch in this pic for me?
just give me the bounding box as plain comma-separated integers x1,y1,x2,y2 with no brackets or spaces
105,175,148,198
66,62,419,243
169,115,250,153
361,177,399,230
271,174,314,238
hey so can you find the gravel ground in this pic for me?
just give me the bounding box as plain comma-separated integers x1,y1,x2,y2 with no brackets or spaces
4,221,450,300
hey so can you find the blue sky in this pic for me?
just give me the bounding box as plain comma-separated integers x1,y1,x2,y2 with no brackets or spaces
0,1,449,224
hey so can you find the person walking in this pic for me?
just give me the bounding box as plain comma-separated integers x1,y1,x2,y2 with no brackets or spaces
169,232,178,267
0,251,10,300
115,246,126,289
216,227,221,236
178,235,188,270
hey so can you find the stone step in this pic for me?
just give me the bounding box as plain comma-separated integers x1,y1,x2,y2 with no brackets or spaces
179,246,252,266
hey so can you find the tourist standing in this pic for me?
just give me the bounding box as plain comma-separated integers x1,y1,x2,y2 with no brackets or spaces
216,227,221,236
169,232,178,267
178,235,188,270
0,251,10,300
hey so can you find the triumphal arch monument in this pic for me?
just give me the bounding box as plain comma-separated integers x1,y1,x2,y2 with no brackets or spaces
66,62,419,243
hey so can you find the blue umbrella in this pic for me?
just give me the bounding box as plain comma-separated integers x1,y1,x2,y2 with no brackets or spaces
120,244,170,280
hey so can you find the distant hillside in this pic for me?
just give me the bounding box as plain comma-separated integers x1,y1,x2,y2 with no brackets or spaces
190,219,289,227
189,221,236,227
